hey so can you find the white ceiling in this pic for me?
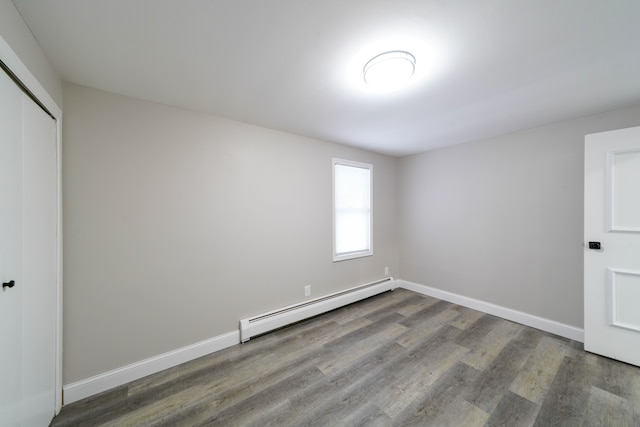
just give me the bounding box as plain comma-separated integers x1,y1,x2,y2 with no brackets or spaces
12,0,640,156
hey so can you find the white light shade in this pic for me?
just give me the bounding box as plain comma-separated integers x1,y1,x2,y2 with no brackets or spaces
363,51,416,89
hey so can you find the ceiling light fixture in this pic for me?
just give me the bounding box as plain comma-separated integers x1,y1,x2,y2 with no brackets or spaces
363,50,416,89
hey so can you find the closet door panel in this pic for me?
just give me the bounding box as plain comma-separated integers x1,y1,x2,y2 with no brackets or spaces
21,92,57,426
1,67,57,426
0,67,25,426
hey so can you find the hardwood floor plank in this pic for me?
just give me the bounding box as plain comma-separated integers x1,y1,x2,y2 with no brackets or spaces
322,311,405,352
509,335,568,404
195,366,326,426
362,290,422,323
448,305,486,330
463,341,530,413
394,293,439,317
100,384,209,427
381,340,468,418
454,313,502,348
461,319,522,370
394,306,459,349
295,368,397,427
583,386,634,427
592,355,640,402
511,325,545,351
485,391,540,427
533,353,599,426
398,299,453,328
317,319,407,375
342,403,393,427
446,399,490,427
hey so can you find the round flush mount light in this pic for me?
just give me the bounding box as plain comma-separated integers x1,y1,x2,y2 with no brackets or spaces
363,50,416,89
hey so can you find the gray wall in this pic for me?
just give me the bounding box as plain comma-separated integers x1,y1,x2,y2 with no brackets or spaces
0,0,62,106
398,104,640,328
62,83,398,383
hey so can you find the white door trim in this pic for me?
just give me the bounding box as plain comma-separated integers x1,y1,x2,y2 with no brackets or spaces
0,35,63,413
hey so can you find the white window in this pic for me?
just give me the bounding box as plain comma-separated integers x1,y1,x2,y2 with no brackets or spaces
333,158,372,261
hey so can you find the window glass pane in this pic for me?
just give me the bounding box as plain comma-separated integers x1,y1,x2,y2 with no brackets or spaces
335,164,370,210
335,209,370,254
333,160,372,260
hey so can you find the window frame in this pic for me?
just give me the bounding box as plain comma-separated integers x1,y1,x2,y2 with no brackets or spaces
332,157,373,262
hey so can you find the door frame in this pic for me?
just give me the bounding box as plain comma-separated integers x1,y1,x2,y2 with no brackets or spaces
0,35,63,413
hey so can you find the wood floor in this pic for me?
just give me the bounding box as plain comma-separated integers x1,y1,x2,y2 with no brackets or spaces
51,289,640,426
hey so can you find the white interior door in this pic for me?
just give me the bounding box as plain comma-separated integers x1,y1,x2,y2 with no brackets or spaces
0,67,57,426
0,58,25,427
585,125,640,367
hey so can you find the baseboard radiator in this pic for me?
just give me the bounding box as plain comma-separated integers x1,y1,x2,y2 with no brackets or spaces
239,277,395,342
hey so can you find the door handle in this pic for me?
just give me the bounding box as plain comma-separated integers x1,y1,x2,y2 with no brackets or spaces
2,280,15,289
588,242,601,250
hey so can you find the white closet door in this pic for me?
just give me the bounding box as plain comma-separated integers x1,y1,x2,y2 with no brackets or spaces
0,67,57,426
21,92,57,426
0,61,25,427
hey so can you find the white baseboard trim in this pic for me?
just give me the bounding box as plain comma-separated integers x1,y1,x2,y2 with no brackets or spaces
63,330,240,405
397,280,584,343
